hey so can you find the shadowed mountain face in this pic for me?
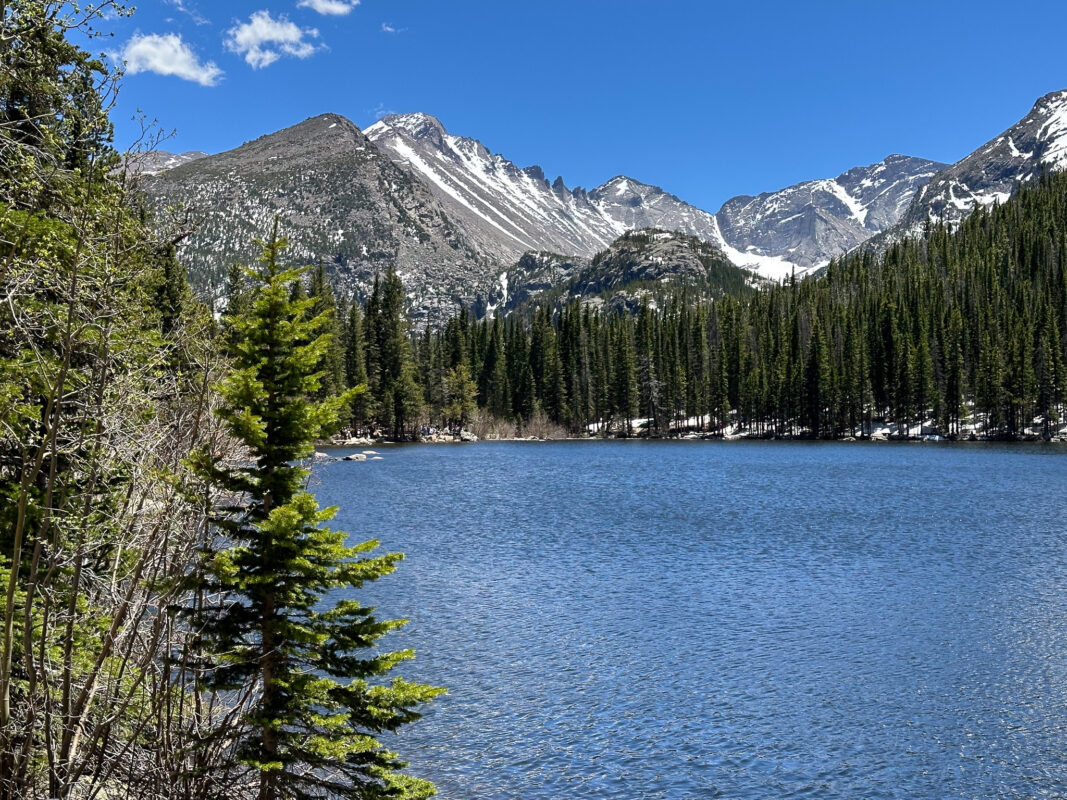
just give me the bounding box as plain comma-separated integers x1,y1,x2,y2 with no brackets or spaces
481,229,763,318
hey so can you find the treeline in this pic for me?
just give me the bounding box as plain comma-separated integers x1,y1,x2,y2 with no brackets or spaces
1,3,436,799
322,173,1067,440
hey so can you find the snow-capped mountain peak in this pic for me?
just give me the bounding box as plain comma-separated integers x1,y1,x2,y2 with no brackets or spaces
367,113,632,260
367,112,447,146
1030,89,1067,168
900,89,1067,228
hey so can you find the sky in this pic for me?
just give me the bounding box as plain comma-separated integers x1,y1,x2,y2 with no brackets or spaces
99,0,1067,212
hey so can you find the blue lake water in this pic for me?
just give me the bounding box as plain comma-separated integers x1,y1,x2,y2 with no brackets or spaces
316,441,1067,799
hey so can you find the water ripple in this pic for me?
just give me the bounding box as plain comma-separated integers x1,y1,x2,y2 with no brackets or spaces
317,441,1067,799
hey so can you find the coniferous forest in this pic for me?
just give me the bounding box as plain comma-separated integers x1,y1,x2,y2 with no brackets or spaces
321,175,1067,442
4,1,1067,799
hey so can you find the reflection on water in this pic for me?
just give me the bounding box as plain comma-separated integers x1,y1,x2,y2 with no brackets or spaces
316,441,1067,799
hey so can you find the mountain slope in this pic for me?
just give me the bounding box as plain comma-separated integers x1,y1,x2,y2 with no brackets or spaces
127,149,207,175
365,114,722,261
486,229,761,317
142,114,495,324
900,90,1067,229
717,155,946,269
367,113,941,279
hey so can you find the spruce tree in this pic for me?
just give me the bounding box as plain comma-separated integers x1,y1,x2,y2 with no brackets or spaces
344,301,373,432
194,228,441,800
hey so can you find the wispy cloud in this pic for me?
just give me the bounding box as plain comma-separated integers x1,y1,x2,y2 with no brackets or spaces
225,11,320,70
165,0,209,26
371,102,397,120
120,33,222,86
380,22,407,34
297,0,360,15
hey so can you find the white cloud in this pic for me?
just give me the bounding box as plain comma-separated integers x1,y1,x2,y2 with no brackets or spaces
297,0,360,15
165,0,209,26
225,11,320,70
380,22,408,34
121,33,222,86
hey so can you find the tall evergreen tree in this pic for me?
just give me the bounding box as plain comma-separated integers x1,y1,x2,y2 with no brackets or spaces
344,300,373,431
194,229,441,800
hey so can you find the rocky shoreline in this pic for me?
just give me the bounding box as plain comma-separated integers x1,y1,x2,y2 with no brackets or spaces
315,428,1067,457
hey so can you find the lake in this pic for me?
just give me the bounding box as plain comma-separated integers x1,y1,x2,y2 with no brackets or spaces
316,441,1067,799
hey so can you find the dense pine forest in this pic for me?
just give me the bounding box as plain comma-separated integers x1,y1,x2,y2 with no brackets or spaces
311,175,1067,442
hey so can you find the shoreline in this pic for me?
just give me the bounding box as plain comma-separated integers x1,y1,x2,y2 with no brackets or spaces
319,431,1067,448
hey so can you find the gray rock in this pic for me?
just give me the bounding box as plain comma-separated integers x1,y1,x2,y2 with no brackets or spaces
141,114,496,327
717,155,946,273
368,113,942,283
900,90,1067,231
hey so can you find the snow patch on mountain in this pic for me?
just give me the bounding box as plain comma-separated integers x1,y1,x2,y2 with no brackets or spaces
368,113,942,283
900,90,1067,229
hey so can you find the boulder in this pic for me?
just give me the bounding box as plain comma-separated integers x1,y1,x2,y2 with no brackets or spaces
460,430,478,442
343,453,367,461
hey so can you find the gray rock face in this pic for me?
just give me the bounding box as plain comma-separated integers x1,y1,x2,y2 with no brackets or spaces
589,176,726,250
125,149,208,175
367,113,941,280
488,230,761,317
143,111,950,324
717,155,946,271
899,90,1067,230
483,251,585,315
364,113,627,261
572,230,750,295
142,113,496,325
366,114,734,266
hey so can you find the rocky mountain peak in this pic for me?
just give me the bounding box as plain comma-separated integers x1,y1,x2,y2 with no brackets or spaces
897,88,1067,230
368,112,448,147
1028,89,1067,168
213,113,367,168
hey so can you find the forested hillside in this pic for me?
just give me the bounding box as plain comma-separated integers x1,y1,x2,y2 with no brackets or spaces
322,174,1067,440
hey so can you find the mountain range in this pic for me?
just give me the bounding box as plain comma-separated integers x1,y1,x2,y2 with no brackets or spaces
140,89,1067,325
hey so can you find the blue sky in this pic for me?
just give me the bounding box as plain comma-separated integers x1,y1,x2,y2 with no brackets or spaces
104,1,1067,212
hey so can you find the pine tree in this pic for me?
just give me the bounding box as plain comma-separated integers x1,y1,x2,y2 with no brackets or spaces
194,228,441,800
309,262,347,399
344,301,373,432
375,268,422,439
443,363,479,429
